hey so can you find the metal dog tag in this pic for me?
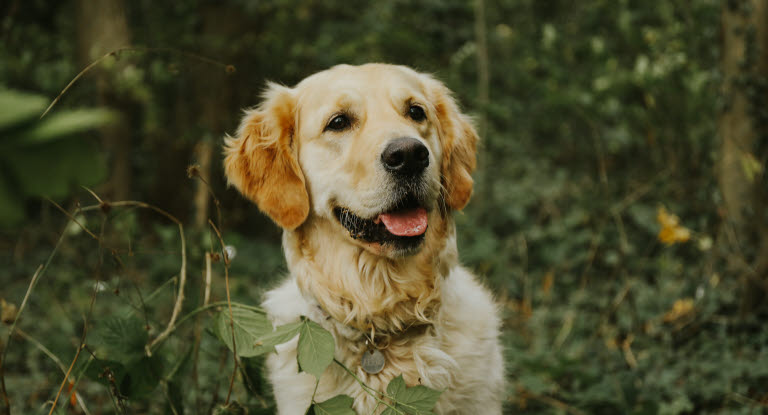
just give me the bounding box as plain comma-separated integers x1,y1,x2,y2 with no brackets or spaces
361,349,386,374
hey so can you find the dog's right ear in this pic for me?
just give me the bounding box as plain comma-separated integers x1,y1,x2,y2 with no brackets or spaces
223,83,309,230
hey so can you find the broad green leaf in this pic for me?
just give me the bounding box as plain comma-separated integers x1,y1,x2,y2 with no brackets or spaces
255,321,303,353
0,89,47,130
2,139,106,199
90,316,148,365
381,375,441,415
15,109,114,145
311,394,356,415
297,320,335,379
0,176,24,227
121,354,164,398
213,307,274,357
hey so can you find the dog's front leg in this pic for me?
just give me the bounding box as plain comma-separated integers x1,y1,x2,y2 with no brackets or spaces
266,338,316,414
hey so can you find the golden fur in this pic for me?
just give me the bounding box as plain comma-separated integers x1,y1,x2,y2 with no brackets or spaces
224,64,503,414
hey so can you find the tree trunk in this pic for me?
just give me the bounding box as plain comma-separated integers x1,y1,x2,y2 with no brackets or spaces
190,6,238,229
193,141,214,228
77,0,132,201
474,0,490,138
718,0,768,312
474,0,491,208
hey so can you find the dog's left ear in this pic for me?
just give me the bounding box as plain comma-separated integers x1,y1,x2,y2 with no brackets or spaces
223,83,309,230
427,78,479,211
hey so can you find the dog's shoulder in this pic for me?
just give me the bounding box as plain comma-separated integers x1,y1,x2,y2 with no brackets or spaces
440,266,501,329
261,276,315,326
434,266,505,412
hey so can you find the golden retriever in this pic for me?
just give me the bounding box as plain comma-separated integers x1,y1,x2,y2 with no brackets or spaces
224,63,503,414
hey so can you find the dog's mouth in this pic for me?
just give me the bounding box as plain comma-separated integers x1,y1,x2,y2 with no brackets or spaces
333,193,428,250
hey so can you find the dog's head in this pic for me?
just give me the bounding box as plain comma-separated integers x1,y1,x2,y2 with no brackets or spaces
224,64,477,257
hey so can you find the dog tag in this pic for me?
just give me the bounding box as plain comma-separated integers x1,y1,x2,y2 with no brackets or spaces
361,349,386,374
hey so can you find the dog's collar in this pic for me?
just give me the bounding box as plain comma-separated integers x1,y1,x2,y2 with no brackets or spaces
314,304,432,374
315,304,432,344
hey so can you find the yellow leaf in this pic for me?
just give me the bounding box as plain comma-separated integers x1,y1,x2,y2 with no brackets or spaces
1,299,18,324
663,298,694,322
657,206,691,245
541,270,555,294
740,152,763,183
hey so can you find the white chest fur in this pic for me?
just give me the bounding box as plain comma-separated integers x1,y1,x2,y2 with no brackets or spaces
261,266,505,415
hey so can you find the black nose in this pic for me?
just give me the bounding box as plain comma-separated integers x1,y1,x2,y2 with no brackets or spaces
381,137,430,176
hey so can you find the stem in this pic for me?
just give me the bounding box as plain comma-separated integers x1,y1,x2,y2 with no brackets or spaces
333,360,405,415
16,330,91,415
1,212,75,414
41,47,233,119
310,378,320,404
207,219,237,404
147,301,264,353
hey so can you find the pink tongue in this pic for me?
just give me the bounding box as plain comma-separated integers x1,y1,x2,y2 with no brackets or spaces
378,208,428,236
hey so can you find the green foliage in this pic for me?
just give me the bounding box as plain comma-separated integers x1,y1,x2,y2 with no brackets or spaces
212,306,274,357
296,320,335,380
0,88,111,227
212,307,337,378
212,307,442,414
310,395,356,415
90,316,148,364
2,0,767,414
382,375,442,415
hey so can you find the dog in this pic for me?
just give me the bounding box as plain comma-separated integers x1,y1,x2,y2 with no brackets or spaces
224,63,504,414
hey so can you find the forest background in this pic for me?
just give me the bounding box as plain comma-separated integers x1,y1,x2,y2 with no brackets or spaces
1,0,768,414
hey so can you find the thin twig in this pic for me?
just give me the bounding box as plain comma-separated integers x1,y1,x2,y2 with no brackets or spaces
1,209,78,413
82,201,186,355
16,330,91,415
0,265,41,413
193,253,213,412
188,165,223,231
41,46,233,119
48,212,108,415
333,359,404,414
208,219,237,404
204,253,212,307
46,198,99,240
48,292,98,414
310,378,320,405
81,186,104,204
147,302,264,354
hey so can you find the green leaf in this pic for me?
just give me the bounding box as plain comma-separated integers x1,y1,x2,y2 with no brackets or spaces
0,89,47,130
297,320,335,379
254,321,304,353
14,109,114,145
311,394,356,415
211,312,333,377
212,307,275,357
381,375,441,415
0,175,24,227
90,316,148,365
3,139,106,199
121,354,164,398
213,401,248,415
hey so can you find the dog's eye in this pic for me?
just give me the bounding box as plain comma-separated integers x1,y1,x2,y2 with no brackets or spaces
325,114,351,132
408,105,426,122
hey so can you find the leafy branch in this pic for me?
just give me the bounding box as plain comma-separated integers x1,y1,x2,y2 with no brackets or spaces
211,307,442,414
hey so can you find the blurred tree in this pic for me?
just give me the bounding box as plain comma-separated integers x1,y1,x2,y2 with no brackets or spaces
718,0,768,312
76,0,133,200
